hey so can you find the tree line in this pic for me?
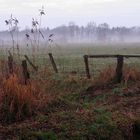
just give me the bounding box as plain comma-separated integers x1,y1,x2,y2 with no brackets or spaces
1,21,140,44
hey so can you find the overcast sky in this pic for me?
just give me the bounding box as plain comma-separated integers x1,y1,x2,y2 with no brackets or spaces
0,0,140,30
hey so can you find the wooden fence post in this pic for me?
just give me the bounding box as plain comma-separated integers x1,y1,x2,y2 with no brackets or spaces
8,55,13,74
8,50,12,57
116,55,124,83
84,55,91,79
24,55,38,71
48,53,58,73
22,60,30,85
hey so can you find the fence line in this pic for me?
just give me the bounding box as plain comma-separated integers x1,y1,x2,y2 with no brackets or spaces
83,54,140,83
2,49,140,84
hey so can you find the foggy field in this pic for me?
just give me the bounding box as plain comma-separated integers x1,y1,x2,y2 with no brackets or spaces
1,43,140,80
3,43,140,77
48,43,140,74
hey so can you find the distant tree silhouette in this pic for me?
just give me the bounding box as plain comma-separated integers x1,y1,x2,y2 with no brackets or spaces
1,21,140,43
97,23,109,42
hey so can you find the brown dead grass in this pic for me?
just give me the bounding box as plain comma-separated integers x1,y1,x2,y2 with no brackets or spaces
0,74,35,122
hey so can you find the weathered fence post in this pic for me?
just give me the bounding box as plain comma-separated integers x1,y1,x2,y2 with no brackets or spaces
8,54,13,74
116,55,124,83
24,55,38,71
8,50,12,57
84,55,91,79
48,53,58,73
22,60,30,85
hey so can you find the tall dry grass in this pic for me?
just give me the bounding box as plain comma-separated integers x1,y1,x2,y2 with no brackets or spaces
93,65,140,86
123,65,140,85
93,66,115,85
0,74,49,123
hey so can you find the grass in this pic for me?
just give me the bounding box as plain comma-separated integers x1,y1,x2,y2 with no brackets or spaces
11,43,140,75
0,43,140,139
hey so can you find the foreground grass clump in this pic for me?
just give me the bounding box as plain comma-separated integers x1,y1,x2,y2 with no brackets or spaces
0,74,48,123
88,108,120,140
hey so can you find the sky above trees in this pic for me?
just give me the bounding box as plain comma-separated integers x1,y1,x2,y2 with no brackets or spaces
0,0,140,30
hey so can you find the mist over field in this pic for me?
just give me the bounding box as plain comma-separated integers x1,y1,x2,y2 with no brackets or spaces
1,23,140,46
